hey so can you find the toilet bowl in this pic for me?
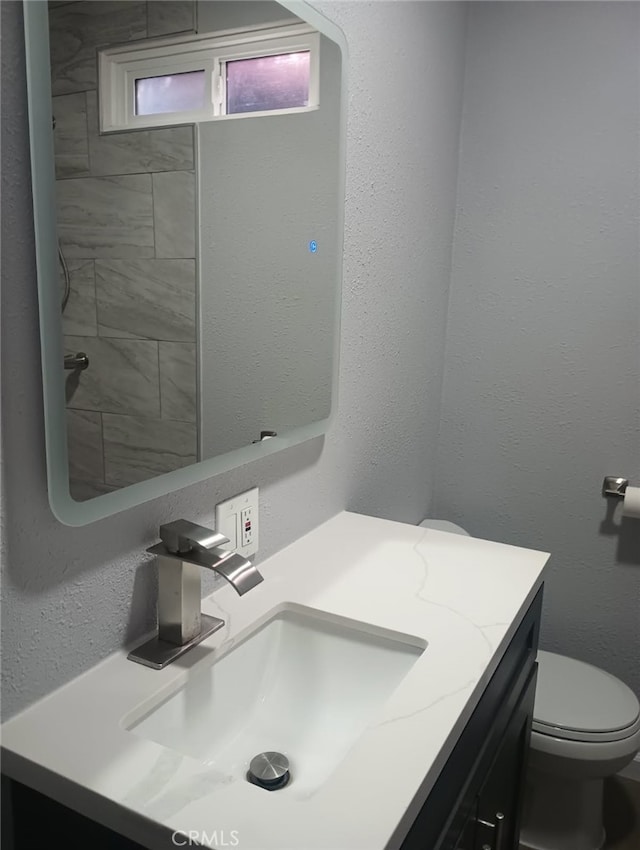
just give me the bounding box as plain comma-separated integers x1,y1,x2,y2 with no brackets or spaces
418,519,640,850
519,650,640,850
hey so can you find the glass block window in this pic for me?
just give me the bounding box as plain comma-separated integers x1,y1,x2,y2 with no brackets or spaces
135,70,207,116
226,51,310,115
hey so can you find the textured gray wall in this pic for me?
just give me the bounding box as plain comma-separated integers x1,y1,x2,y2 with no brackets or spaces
197,1,288,32
199,35,340,457
1,1,468,719
435,2,640,696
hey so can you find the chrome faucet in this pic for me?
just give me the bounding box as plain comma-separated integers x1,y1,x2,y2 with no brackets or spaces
128,519,263,669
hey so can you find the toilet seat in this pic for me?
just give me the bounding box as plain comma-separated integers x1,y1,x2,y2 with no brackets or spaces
532,650,640,743
529,725,640,765
533,716,640,743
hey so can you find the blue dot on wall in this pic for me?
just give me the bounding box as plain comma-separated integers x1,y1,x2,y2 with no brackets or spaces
309,240,318,253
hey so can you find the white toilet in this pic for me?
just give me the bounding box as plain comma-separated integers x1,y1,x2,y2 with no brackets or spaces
419,519,640,850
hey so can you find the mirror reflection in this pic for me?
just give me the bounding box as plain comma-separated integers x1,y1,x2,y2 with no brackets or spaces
46,0,342,502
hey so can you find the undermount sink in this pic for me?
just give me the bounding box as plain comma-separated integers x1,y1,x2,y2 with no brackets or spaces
125,604,425,797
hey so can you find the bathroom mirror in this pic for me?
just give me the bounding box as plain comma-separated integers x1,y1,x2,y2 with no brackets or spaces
23,1,346,525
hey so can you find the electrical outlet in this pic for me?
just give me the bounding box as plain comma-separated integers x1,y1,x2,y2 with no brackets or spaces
241,505,254,548
215,487,259,559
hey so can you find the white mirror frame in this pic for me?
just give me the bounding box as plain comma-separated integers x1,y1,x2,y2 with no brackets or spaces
23,0,347,527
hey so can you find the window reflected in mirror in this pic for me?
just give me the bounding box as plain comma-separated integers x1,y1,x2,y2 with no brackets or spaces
135,70,207,116
37,0,343,510
226,51,311,113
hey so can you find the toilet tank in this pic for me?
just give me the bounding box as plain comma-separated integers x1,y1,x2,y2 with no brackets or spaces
418,519,471,536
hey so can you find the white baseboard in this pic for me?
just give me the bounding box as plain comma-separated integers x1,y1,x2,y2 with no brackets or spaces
618,753,640,782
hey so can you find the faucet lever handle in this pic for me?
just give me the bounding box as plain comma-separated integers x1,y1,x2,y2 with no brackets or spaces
159,519,229,554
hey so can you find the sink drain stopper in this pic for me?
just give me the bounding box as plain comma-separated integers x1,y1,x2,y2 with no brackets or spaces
247,751,290,790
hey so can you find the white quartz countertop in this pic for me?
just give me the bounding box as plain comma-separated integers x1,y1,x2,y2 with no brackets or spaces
1,512,549,850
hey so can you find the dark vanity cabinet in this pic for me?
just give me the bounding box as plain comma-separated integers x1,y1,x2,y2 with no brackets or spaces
401,586,542,850
468,671,537,850
3,588,542,850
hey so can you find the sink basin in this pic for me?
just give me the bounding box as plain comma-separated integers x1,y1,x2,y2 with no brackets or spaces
125,604,425,797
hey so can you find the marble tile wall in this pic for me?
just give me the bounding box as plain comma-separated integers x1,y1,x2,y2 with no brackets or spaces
85,91,195,178
64,336,162,417
152,172,197,258
50,0,199,501
95,259,196,341
60,258,97,336
57,174,156,258
52,92,90,178
102,414,198,487
49,1,148,96
159,342,197,422
147,1,196,38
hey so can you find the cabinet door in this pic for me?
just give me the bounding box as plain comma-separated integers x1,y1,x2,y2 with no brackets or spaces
473,667,537,850
453,800,478,850
6,779,146,850
399,589,542,850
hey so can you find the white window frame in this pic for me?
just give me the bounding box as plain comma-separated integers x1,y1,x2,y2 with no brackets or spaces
98,22,320,133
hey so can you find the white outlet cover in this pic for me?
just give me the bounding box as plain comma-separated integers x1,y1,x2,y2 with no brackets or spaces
215,487,259,559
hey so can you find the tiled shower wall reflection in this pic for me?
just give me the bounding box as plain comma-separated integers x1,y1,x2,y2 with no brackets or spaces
50,0,199,500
